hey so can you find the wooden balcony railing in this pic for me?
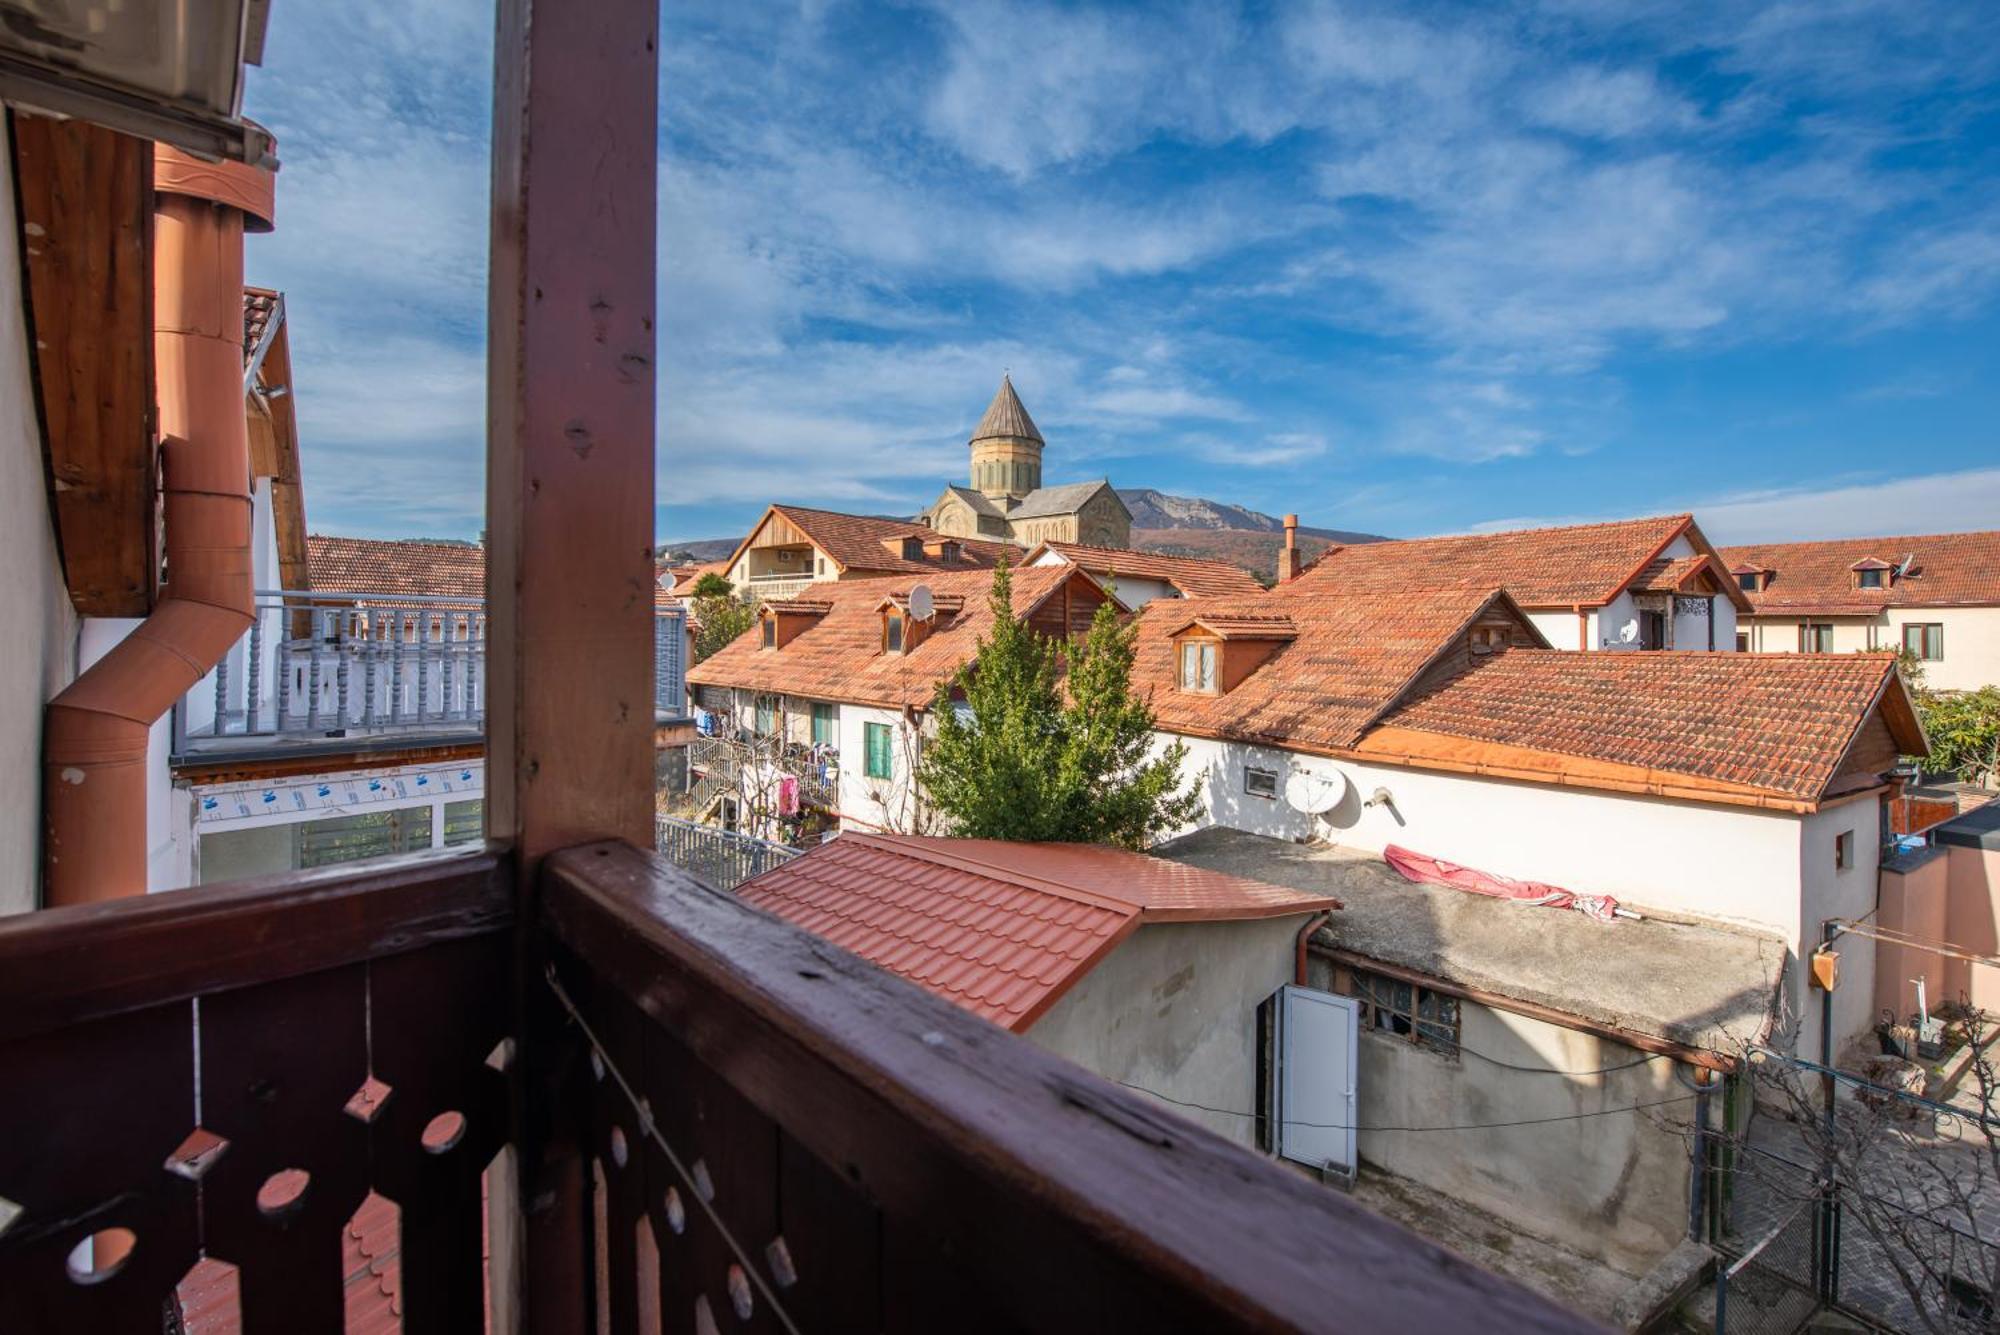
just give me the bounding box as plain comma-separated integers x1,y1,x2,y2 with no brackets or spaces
0,848,513,1334
0,840,1597,1333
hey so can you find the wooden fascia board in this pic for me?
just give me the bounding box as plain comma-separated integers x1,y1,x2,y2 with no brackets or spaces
1680,519,1756,612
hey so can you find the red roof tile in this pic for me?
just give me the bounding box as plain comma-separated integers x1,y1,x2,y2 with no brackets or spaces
306,534,485,600
177,1193,404,1335
1137,583,1530,751
736,833,1335,1030
1299,514,1707,608
688,564,1098,710
1026,540,1266,599
1374,649,1920,801
1718,530,2000,613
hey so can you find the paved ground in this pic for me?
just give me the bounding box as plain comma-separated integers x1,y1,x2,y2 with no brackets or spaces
1723,1099,1998,1333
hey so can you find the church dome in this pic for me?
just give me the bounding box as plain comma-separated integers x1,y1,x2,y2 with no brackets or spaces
970,374,1043,444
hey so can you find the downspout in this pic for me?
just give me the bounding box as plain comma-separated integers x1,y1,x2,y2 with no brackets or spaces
1294,910,1332,985
42,145,274,906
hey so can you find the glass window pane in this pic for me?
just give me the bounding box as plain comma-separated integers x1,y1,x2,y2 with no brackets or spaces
443,799,483,847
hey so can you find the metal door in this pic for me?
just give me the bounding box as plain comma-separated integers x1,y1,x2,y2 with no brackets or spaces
1277,985,1359,1174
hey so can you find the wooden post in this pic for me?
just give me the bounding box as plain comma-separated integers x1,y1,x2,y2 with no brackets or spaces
487,0,660,1329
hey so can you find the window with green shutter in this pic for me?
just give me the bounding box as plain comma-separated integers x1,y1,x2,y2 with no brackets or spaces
812,702,837,745
864,722,893,779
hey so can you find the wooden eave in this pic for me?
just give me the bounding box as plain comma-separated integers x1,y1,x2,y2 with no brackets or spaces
244,295,310,594
12,113,156,616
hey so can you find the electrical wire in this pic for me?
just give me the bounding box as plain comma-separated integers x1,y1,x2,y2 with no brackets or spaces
1345,982,1673,1076
1116,1080,1697,1132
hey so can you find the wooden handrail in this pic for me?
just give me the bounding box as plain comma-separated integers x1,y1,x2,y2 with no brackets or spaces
0,846,509,1043
540,841,1599,1333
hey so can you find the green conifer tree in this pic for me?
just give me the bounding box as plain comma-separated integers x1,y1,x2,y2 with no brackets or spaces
919,562,1199,847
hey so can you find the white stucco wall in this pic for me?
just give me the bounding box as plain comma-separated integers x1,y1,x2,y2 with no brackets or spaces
1028,916,1306,1149
1162,731,1887,1057
836,703,928,833
1025,551,1180,609
0,148,79,915
1522,534,1734,652
1743,608,1999,692
1165,732,1808,935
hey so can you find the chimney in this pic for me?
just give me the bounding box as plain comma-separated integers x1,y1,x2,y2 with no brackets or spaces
1278,514,1302,583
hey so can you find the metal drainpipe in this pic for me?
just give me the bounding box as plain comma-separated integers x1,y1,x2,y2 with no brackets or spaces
41,145,274,906
1294,910,1332,985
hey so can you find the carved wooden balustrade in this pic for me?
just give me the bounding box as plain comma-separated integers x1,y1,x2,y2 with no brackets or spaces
0,842,1599,1333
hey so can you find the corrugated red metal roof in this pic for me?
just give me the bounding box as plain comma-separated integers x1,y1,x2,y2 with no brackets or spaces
736,834,1336,1031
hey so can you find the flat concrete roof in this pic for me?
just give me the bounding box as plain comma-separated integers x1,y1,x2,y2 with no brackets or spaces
1156,827,1785,1053
1934,802,2000,852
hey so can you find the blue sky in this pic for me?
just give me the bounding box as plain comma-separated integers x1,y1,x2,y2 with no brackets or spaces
243,0,2000,546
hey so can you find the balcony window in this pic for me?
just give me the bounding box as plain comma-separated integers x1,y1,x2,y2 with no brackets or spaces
864,722,893,779
1902,623,1944,661
1801,623,1835,653
812,702,838,746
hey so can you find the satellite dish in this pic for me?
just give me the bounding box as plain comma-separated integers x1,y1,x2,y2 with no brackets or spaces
1616,617,1639,644
908,584,936,623
1284,767,1348,815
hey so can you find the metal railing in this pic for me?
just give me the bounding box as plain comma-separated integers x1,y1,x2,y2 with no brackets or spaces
177,591,689,752
655,814,801,890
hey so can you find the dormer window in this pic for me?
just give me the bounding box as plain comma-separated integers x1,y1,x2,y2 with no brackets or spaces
1178,640,1217,692
1858,568,1884,589
1738,572,1759,592
760,617,776,650
884,612,905,654
901,537,924,561
940,541,961,563
1850,557,1893,590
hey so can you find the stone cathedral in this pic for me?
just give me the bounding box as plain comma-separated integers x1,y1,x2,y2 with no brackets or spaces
920,375,1132,549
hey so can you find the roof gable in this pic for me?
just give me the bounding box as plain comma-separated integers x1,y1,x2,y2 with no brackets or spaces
1010,479,1126,520
725,504,1016,578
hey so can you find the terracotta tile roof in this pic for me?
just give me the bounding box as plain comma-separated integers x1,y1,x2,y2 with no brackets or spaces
688,564,1089,709
738,505,1017,577
1718,530,2000,612
1136,583,1526,751
664,559,731,592
242,287,279,363
1374,649,1913,801
1168,612,1299,640
1029,539,1266,599
306,534,485,600
1297,514,1700,608
736,832,1335,1030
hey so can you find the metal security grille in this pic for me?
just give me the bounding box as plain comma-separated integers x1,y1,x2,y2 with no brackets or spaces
655,815,801,891
1716,1200,1823,1335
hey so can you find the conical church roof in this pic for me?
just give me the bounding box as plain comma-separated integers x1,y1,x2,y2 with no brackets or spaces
970,374,1043,444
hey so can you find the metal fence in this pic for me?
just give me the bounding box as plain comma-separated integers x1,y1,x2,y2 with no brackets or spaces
655,815,801,891
1715,1138,2000,1334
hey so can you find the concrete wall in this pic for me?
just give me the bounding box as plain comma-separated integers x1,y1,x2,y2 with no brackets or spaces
1322,974,1691,1276
1877,848,1951,1022
1945,842,2000,1010
836,703,929,833
1028,916,1305,1149
0,148,79,915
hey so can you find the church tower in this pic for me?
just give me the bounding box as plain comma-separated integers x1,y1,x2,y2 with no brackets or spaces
968,374,1044,504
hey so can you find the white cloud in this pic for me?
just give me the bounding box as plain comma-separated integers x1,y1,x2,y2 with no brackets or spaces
1689,467,2000,544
